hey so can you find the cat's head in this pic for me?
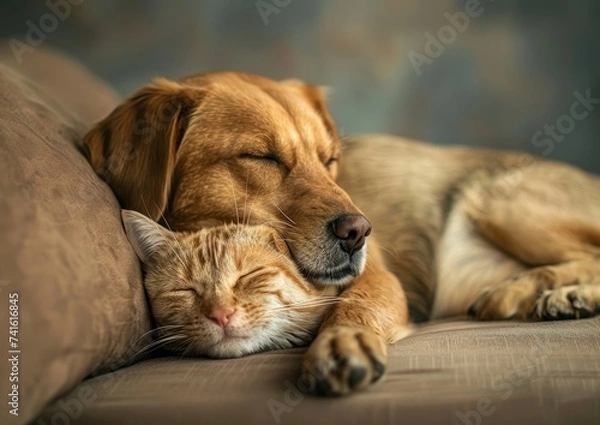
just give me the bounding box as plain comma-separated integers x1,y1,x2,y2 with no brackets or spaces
121,210,339,358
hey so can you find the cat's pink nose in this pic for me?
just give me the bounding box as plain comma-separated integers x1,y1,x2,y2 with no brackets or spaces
207,307,236,328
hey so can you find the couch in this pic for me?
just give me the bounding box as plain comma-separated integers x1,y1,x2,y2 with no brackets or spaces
1,48,599,425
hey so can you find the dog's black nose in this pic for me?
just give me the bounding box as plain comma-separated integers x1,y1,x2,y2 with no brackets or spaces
330,214,372,256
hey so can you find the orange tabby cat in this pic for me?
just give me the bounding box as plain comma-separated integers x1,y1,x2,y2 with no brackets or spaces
121,210,339,358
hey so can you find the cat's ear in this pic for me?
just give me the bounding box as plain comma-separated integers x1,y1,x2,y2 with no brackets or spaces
268,229,292,258
121,209,173,263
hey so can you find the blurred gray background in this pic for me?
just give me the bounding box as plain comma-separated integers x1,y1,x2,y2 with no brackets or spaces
2,0,599,172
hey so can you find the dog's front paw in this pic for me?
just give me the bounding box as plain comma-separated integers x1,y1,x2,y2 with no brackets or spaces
301,326,387,396
533,285,600,320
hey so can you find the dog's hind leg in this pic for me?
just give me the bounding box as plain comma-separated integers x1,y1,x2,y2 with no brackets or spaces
468,259,600,320
462,160,600,320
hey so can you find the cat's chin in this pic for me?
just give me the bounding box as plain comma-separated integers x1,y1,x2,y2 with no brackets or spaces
200,335,259,359
199,330,304,359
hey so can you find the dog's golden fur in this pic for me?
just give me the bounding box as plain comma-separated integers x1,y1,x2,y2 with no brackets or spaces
85,73,600,396
338,135,600,324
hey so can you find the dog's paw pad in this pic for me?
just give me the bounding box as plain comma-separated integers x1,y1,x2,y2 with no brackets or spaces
302,326,387,396
533,285,600,320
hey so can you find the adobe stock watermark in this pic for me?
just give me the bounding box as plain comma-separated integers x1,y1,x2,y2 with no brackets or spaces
408,0,495,76
256,0,292,26
34,364,126,425
470,87,599,217
8,0,84,64
33,329,152,425
455,356,541,425
267,373,316,424
531,88,600,156
7,292,20,418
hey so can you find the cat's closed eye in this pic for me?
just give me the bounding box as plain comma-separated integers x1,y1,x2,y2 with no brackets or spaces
234,267,273,290
157,289,199,304
170,289,198,296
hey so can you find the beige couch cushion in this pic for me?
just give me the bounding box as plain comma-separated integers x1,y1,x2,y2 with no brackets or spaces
38,318,600,424
0,57,151,425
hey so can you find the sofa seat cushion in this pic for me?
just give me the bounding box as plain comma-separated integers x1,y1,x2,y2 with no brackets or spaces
39,318,600,425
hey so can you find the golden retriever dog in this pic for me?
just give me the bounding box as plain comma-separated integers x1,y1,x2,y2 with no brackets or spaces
84,73,600,397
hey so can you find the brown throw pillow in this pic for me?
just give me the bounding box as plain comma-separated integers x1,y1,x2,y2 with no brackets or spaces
0,60,151,424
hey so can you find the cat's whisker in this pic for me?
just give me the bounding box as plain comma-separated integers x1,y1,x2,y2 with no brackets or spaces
158,217,191,270
147,334,187,348
263,220,283,227
140,197,189,266
225,166,240,225
179,339,197,358
318,287,332,297
270,297,344,312
141,197,175,235
242,171,252,225
269,302,340,313
250,179,294,227
153,227,187,267
145,335,186,352
142,198,185,264
134,324,184,344
273,301,342,311
263,220,296,231
163,229,188,265
130,329,158,348
168,237,189,266
281,223,301,231
152,324,186,334
245,202,254,226
294,298,344,308
139,196,154,222
271,201,296,226
155,206,174,232
167,337,194,357
269,221,295,229
131,334,188,358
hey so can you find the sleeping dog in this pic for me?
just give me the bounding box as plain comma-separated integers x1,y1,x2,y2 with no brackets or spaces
84,72,600,396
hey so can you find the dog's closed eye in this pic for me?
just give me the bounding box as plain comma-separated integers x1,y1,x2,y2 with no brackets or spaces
325,157,337,168
239,153,281,166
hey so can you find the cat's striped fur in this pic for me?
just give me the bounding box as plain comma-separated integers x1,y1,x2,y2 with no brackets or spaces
122,210,339,358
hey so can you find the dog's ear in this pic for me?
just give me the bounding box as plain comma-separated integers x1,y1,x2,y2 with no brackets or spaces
302,84,338,139
282,80,338,140
85,78,201,220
